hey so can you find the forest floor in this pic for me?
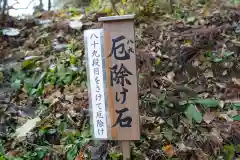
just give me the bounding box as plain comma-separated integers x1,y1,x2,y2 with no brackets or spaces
1,1,240,160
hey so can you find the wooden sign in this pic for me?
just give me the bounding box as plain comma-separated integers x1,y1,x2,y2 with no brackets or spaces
99,14,140,141
84,15,140,141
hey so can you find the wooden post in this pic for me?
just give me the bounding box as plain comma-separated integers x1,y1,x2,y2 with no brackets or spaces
121,141,131,160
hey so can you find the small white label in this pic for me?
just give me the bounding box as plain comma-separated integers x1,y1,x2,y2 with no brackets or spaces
84,29,107,139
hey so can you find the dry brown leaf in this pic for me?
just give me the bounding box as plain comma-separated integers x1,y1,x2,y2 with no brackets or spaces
232,77,240,86
75,153,84,160
162,144,175,157
65,94,75,103
52,90,62,98
140,116,154,121
75,144,89,160
18,92,28,100
192,60,200,67
178,143,192,152
203,112,215,124
49,98,60,107
215,82,226,88
225,99,240,103
45,90,62,103
203,6,210,17
15,116,41,139
44,84,55,95
219,100,224,108
167,71,175,82
219,113,233,122
42,156,50,160
222,70,228,76
7,150,21,156
227,109,238,117
203,70,213,78
198,92,209,98
210,128,223,143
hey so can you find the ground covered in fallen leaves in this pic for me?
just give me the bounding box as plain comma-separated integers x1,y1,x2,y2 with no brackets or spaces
1,1,240,160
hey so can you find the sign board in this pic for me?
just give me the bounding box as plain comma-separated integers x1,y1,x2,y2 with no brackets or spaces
85,15,140,140
84,29,108,139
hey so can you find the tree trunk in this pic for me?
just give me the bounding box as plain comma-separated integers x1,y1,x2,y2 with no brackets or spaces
1,0,7,21
48,0,51,10
0,0,3,10
39,0,43,10
169,0,173,14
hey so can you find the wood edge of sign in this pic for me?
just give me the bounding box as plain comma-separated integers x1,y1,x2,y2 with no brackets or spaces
98,14,135,22
104,31,117,139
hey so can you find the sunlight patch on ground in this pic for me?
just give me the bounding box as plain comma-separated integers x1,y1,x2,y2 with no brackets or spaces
8,0,50,16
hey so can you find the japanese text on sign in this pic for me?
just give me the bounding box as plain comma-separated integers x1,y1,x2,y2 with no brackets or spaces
100,17,140,140
84,29,108,139
109,35,135,128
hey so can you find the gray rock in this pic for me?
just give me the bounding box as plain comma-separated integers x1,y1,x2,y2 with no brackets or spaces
69,20,83,30
2,28,20,36
53,43,69,52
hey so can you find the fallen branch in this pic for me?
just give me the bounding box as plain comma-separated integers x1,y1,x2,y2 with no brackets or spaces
178,24,229,39
7,0,34,10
